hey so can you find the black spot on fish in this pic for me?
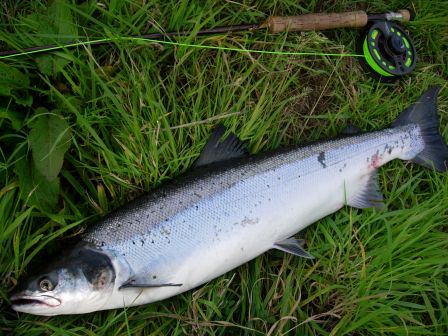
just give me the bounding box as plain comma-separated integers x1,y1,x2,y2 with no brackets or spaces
132,241,136,245
151,240,155,244
141,239,145,246
318,151,327,168
101,241,105,247
152,275,157,279
388,147,393,154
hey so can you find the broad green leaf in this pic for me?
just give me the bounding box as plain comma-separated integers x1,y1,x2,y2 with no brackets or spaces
0,63,33,106
28,110,72,181
0,63,29,96
31,0,78,76
15,156,60,212
0,107,24,130
48,0,78,39
36,56,55,76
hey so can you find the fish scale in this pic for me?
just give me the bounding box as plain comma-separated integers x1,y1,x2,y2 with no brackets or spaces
11,87,448,315
84,126,418,244
83,125,422,307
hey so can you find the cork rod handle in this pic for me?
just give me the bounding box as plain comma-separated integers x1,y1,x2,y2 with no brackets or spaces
264,11,368,33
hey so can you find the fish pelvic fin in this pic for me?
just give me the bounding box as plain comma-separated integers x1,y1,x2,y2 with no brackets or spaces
119,279,182,290
393,86,448,172
195,124,248,167
348,170,384,210
273,237,315,259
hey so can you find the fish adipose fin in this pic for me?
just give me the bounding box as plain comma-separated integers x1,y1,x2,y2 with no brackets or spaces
342,124,362,135
195,124,249,167
393,86,448,172
273,237,315,259
119,279,182,290
348,170,384,210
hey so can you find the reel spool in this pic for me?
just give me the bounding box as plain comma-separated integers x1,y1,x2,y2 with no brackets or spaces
357,21,417,81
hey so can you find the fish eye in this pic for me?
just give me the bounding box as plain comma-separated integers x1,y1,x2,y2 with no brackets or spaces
39,277,54,292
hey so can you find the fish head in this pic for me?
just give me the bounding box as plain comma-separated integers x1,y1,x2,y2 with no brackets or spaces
11,246,116,315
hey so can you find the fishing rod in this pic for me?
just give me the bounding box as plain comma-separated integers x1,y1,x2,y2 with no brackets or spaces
1,9,416,81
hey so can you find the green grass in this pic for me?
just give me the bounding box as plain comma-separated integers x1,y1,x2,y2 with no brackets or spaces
1,0,447,335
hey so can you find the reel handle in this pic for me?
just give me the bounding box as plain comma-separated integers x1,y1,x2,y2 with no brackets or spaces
263,9,412,33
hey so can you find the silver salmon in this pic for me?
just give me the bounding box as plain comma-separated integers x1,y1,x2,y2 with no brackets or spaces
11,87,448,315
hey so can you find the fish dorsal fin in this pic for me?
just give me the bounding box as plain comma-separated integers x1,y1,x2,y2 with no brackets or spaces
348,170,384,209
195,124,248,167
273,237,315,259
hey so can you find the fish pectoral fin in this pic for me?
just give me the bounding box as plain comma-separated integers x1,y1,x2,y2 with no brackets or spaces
348,170,384,210
273,237,315,259
195,124,248,167
119,278,182,290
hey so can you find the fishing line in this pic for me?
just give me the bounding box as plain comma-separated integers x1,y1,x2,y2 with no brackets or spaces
0,37,365,60
0,8,416,80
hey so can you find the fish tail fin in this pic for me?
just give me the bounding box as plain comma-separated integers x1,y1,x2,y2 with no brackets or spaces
392,86,448,172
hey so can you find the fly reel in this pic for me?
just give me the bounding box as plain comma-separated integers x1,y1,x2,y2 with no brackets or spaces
357,21,417,81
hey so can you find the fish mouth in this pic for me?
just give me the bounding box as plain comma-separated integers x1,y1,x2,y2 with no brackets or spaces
10,294,61,308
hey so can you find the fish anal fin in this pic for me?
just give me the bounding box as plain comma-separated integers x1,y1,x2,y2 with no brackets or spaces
348,170,384,210
273,237,314,259
195,124,248,167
